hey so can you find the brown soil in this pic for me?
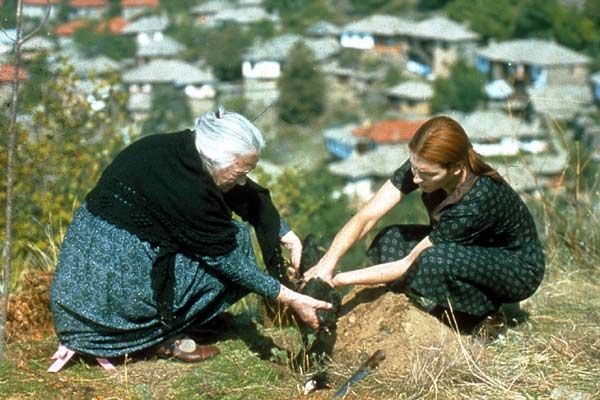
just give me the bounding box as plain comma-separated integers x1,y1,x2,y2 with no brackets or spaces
330,285,460,375
6,271,54,342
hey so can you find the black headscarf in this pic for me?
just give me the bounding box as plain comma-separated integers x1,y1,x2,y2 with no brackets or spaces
86,130,281,323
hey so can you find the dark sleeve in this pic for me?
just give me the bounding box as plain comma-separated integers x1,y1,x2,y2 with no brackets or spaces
391,158,418,194
429,188,497,246
201,250,281,299
222,179,282,267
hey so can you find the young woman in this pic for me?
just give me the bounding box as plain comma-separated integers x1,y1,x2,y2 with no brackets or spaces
304,116,545,324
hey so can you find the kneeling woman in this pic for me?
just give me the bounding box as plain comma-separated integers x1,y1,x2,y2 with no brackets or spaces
51,110,331,365
305,116,544,325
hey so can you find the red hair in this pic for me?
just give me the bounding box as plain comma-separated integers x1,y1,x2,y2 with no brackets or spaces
409,116,502,182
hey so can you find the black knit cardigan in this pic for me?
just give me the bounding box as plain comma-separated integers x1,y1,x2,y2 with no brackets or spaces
86,130,282,323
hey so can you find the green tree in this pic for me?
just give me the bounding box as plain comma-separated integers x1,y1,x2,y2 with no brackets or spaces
106,0,122,18
430,60,485,113
446,0,520,40
0,64,129,270
57,0,75,23
202,23,253,81
277,42,326,124
19,54,52,110
256,166,366,267
159,0,198,17
417,0,451,11
514,0,558,39
264,0,333,31
0,0,17,27
73,22,136,60
142,84,192,134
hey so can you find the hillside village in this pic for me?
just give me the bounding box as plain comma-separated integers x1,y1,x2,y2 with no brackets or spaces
1,0,599,202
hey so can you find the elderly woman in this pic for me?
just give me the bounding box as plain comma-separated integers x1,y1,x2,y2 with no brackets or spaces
50,109,331,367
305,116,545,328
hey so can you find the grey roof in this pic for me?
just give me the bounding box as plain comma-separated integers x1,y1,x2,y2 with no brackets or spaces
459,110,545,141
477,39,590,66
122,59,214,85
306,21,341,37
191,0,232,15
328,144,410,178
136,35,184,58
245,34,340,62
412,16,478,41
207,7,277,25
21,36,56,52
122,15,169,34
384,80,433,100
342,14,417,36
320,61,381,81
72,55,120,76
527,84,593,120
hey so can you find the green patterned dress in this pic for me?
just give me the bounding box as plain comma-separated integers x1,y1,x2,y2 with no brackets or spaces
367,160,545,317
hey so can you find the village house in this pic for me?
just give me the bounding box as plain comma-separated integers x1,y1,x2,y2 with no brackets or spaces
457,110,548,157
121,0,159,19
476,39,590,114
320,60,381,107
135,34,184,64
591,71,600,105
406,16,479,79
340,14,414,58
328,143,410,203
54,16,127,47
305,20,341,39
383,79,433,117
69,0,109,19
121,14,168,50
242,34,340,105
452,109,569,192
22,0,61,20
0,29,55,62
0,64,27,112
121,59,215,121
203,6,279,28
324,119,423,201
339,14,479,78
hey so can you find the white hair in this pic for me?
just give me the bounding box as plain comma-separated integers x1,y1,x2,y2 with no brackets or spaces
194,108,265,170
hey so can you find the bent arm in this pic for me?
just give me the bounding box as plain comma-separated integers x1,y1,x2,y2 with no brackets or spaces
333,236,433,287
304,180,404,280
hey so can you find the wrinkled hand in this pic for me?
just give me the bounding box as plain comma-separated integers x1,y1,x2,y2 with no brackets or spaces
281,230,303,274
277,286,332,330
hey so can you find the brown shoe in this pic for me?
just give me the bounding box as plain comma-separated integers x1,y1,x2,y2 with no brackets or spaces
154,337,220,363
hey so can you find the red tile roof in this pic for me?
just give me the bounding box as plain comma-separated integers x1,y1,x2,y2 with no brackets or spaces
121,0,159,7
54,19,88,36
55,17,127,36
353,119,425,144
24,0,61,5
69,0,108,7
0,65,27,82
99,16,129,33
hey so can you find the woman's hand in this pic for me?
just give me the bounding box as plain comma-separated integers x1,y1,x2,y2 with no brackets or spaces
276,285,332,330
280,230,303,273
302,258,336,286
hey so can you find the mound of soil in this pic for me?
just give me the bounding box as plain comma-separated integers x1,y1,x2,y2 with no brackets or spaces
6,271,54,342
331,285,460,374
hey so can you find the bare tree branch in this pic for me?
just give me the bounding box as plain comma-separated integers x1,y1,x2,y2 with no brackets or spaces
0,0,51,363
